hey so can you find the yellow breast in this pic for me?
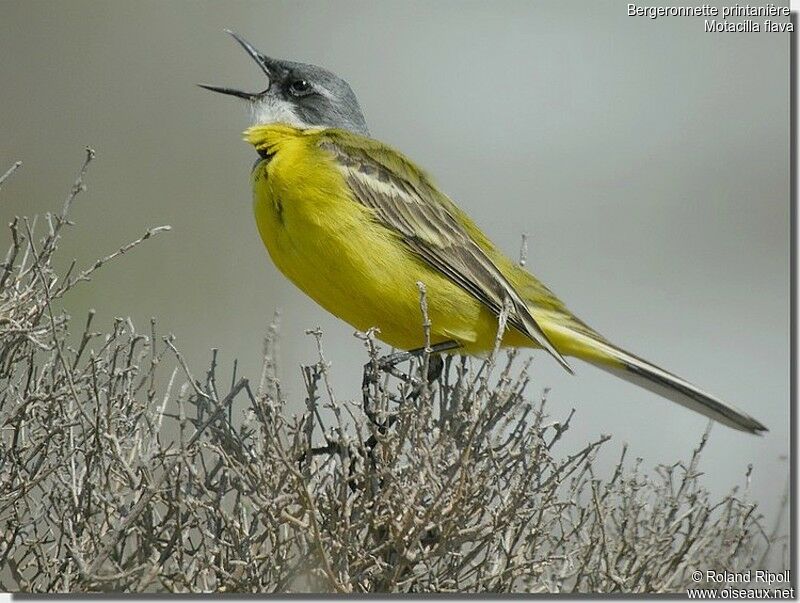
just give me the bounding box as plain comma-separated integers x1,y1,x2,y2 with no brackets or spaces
249,125,502,351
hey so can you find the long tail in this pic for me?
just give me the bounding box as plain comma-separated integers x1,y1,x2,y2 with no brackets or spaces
550,325,768,434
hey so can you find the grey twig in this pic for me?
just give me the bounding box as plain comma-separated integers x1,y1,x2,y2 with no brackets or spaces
0,151,782,594
0,160,22,190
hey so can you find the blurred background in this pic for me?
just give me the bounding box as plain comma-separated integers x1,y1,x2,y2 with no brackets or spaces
0,1,789,528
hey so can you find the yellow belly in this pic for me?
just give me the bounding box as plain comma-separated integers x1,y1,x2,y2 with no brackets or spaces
250,139,532,353
247,124,621,363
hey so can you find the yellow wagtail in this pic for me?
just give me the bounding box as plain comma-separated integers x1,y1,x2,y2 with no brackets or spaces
201,31,766,434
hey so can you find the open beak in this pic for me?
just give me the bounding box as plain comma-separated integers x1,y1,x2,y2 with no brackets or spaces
198,30,279,100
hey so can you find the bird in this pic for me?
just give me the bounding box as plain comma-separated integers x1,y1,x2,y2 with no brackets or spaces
200,30,767,434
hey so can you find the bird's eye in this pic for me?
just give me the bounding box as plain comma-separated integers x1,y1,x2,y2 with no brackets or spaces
288,79,313,96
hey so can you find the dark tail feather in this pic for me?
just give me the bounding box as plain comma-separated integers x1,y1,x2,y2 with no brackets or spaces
577,335,768,434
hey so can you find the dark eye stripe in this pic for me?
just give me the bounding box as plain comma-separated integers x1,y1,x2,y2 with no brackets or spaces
288,79,313,96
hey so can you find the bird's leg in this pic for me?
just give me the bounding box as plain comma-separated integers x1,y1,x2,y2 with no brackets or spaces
292,340,453,495
423,353,445,384
352,341,460,495
361,340,460,428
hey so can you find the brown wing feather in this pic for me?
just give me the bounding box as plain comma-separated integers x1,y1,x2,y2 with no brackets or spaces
320,139,573,373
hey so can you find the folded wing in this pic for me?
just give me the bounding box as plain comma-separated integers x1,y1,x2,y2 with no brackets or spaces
319,134,573,374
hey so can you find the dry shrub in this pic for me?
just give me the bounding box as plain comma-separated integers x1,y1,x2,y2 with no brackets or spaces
0,154,784,593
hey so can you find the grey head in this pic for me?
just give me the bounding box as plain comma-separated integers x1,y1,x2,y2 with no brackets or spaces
200,30,369,136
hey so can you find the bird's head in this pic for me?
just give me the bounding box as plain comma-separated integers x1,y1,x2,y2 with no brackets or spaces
200,30,369,136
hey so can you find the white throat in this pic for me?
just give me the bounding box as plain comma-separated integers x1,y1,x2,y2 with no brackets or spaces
250,97,310,129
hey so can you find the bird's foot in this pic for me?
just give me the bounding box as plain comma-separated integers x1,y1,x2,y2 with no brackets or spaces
360,340,459,430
